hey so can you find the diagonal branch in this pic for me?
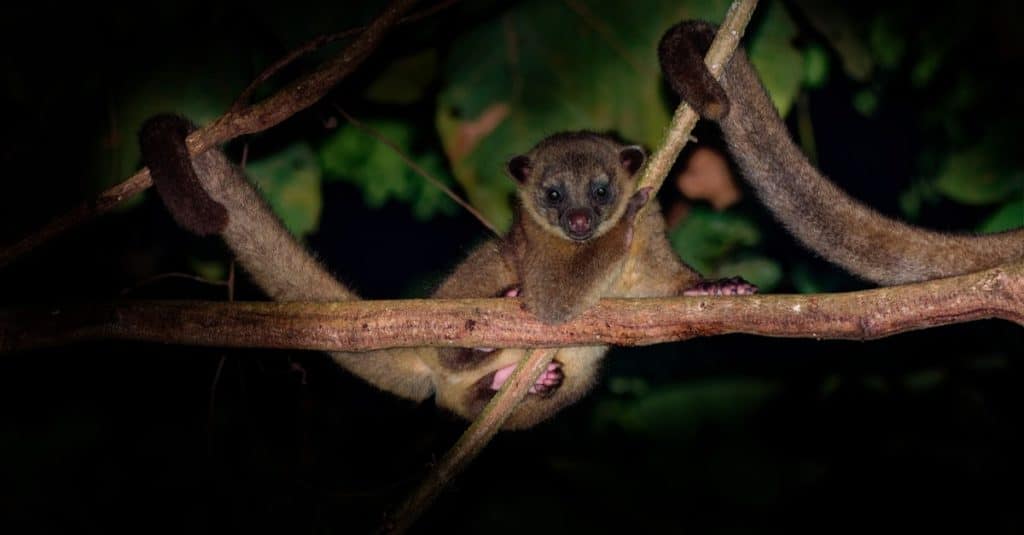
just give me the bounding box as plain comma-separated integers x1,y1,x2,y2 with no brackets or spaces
383,347,556,534
622,0,758,277
0,0,419,269
385,1,760,529
231,0,461,112
3,260,1022,355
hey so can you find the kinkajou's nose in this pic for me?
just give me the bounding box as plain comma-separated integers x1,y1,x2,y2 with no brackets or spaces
567,209,592,235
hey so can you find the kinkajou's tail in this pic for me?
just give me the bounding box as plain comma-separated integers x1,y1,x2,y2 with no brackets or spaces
139,114,435,401
659,21,1024,285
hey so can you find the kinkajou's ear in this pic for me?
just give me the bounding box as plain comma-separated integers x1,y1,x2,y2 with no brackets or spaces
658,21,731,120
138,114,229,236
619,146,646,175
507,154,531,183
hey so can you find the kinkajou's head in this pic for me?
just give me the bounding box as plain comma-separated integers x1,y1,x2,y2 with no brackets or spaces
507,132,645,241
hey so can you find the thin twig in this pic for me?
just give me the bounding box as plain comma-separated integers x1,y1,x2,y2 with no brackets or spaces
208,260,236,448
231,0,461,112
561,0,653,76
227,260,236,303
120,272,229,296
334,106,500,236
0,0,419,270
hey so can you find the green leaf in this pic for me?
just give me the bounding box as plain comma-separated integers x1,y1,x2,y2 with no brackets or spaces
852,89,879,116
898,182,924,219
746,1,803,116
668,206,760,275
188,258,228,282
247,142,323,238
934,144,1023,205
607,376,651,397
366,49,439,105
903,368,945,392
716,256,783,292
868,16,906,69
793,2,872,80
802,43,830,89
978,200,1024,233
592,379,780,441
910,49,943,88
790,263,824,294
320,120,457,220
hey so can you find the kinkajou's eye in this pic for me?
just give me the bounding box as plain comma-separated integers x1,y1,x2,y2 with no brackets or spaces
593,185,608,198
546,189,562,203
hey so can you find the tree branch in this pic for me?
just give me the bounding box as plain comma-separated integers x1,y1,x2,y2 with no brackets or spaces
0,0,418,269
231,0,461,112
5,261,1021,355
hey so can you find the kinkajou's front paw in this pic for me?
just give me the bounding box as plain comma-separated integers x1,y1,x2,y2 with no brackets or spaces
683,276,758,296
621,187,653,246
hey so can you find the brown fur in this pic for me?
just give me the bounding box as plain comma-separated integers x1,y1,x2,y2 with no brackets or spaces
139,115,229,235
140,118,714,429
657,22,729,120
503,132,653,323
660,21,1024,285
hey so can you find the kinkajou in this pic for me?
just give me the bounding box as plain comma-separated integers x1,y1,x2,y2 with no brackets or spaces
140,117,753,429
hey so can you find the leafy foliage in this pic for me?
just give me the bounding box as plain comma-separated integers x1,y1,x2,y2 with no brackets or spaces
980,201,1024,234
248,142,323,238
746,1,802,116
365,50,439,105
593,378,779,441
933,143,1023,206
319,120,457,220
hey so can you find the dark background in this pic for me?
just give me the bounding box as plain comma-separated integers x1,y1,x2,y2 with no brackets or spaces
2,1,1022,533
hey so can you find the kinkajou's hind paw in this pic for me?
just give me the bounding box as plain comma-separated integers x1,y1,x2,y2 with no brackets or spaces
529,363,565,397
683,276,758,296
490,361,564,397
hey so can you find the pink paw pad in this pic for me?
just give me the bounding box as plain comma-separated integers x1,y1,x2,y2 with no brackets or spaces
683,276,758,296
490,361,564,397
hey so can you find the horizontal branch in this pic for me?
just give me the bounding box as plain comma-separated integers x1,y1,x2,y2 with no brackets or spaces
4,261,1021,354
